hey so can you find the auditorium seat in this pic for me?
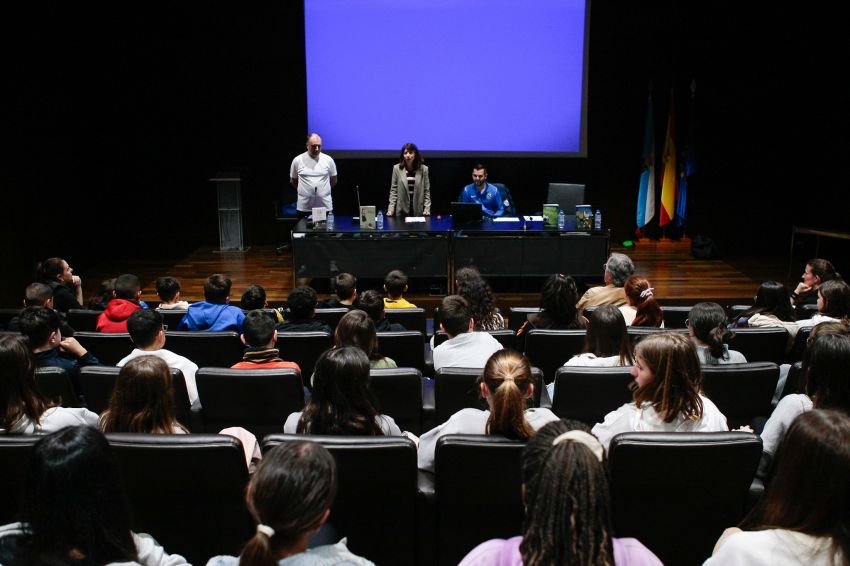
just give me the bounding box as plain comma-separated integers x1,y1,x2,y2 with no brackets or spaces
550,366,634,426
157,309,188,329
34,366,79,407
164,330,244,368
67,308,103,332
419,434,526,566
726,327,789,363
376,331,426,372
195,367,304,438
0,307,21,329
507,306,539,334
608,431,761,566
77,366,195,430
274,331,332,379
107,433,253,565
786,326,812,363
796,303,818,319
314,307,349,331
701,362,779,431
432,367,544,426
73,331,134,365
627,326,687,347
779,361,804,400
384,307,427,336
660,305,692,328
0,436,39,524
523,329,586,383
262,434,418,566
370,367,424,434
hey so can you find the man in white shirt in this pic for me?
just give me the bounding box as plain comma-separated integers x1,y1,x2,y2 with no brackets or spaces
432,295,503,371
118,309,200,408
290,132,338,217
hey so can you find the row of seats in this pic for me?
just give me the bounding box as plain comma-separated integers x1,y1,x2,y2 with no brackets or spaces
35,359,790,439
0,430,763,566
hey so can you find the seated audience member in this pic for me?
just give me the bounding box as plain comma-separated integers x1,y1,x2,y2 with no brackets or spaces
419,350,559,472
155,275,189,310
730,280,798,339
760,333,850,466
319,272,357,309
459,163,504,218
5,283,58,332
34,256,83,312
117,309,200,408
96,273,144,333
688,302,748,364
101,356,189,434
791,257,840,307
796,278,850,330
592,332,729,451
620,275,664,327
705,410,850,565
576,252,635,314
285,347,402,436
241,283,284,323
0,335,98,434
0,426,189,565
18,306,100,389
547,305,634,399
383,269,416,308
516,274,586,343
232,310,301,372
355,289,406,332
87,277,116,311
459,419,662,566
432,295,503,372
206,441,374,566
276,286,332,333
334,309,396,369
179,273,246,332
456,266,505,330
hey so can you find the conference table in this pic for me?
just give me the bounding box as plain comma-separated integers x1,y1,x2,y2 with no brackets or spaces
291,215,610,289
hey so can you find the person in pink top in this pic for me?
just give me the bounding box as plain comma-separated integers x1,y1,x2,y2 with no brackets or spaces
459,419,662,566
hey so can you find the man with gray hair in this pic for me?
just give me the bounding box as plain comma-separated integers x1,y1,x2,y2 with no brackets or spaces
576,252,635,314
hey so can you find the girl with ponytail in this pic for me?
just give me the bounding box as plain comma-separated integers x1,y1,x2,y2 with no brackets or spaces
417,350,559,472
688,302,748,364
459,420,661,566
207,441,374,566
621,276,664,327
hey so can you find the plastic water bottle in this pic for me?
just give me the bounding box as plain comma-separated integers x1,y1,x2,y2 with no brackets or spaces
557,209,565,230
376,210,384,230
594,209,602,230
326,210,335,230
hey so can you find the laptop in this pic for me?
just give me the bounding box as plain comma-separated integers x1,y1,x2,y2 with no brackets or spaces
451,201,482,225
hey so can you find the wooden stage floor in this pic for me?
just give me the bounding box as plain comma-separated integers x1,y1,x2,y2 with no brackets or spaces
85,238,790,311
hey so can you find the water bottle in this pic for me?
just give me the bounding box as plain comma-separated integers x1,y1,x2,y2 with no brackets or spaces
326,210,335,230
376,210,384,230
557,209,565,230
594,209,602,230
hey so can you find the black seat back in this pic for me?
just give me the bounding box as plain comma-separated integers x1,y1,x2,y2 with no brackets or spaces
74,331,134,365
314,307,349,332
384,307,427,336
107,433,252,565
524,329,586,383
196,367,304,438
726,327,790,363
0,436,39,524
67,309,103,332
275,331,332,379
608,431,761,566
507,307,540,334
377,331,425,371
370,367,423,434
701,362,779,430
262,434,418,566
165,330,244,368
34,366,79,407
434,435,526,566
660,305,692,328
627,326,688,348
157,309,189,329
550,366,634,426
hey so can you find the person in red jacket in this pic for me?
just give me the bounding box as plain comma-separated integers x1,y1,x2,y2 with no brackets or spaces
96,274,143,333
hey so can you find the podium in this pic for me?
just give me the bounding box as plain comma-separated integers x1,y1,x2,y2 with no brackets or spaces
212,173,247,252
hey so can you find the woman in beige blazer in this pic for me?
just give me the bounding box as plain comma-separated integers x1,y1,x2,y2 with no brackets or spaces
387,142,431,217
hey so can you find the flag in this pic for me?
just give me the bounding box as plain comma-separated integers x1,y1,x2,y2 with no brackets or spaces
675,80,696,227
635,93,655,228
659,91,677,227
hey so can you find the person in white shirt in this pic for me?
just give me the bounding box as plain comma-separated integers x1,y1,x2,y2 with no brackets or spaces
0,426,189,566
418,350,559,472
118,309,199,408
796,279,850,331
592,332,728,451
688,302,748,364
432,295,503,372
290,132,338,217
705,410,849,566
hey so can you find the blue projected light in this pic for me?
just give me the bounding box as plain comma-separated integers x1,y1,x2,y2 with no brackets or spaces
304,0,589,157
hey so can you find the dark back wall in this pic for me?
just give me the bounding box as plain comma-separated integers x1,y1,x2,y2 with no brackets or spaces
3,3,846,304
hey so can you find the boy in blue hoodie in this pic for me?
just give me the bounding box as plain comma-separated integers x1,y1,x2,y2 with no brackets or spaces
178,274,245,332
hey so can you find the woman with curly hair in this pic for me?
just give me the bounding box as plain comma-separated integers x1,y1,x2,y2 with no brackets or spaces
456,266,505,330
